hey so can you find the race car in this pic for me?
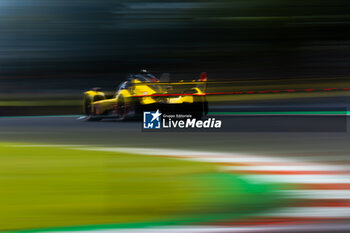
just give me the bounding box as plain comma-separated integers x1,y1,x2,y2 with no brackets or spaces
83,70,208,121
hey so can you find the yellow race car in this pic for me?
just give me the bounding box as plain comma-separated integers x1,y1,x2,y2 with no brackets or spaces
83,70,208,121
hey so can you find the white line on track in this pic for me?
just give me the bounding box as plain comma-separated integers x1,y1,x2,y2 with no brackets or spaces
242,174,350,184
74,147,238,157
260,207,350,218
277,190,350,199
72,147,308,164
77,147,350,164
299,155,350,162
222,165,350,171
182,157,298,163
45,224,350,233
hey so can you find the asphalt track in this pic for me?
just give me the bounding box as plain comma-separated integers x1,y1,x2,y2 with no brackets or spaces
0,115,348,152
1,94,349,152
0,114,349,154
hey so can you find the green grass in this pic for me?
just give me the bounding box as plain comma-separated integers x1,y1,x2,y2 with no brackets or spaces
0,144,287,231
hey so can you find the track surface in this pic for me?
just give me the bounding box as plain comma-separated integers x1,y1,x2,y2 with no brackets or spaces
0,115,349,154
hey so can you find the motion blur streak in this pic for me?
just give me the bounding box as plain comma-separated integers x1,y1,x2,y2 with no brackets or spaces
13,145,348,232
1,0,350,232
0,0,350,77
2,0,350,109
4,144,350,232
22,224,350,233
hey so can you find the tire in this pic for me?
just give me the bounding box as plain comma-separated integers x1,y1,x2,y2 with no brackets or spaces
117,95,127,121
83,94,91,116
192,96,205,120
83,94,101,121
132,98,143,119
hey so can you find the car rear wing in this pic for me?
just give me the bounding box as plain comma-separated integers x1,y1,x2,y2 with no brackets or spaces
132,72,208,97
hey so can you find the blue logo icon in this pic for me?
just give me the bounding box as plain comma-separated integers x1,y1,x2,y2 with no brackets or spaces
143,110,162,129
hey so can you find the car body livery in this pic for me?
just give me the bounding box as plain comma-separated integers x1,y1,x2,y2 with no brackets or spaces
83,70,208,121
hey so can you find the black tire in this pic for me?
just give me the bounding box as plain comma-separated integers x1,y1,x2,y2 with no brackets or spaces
83,95,91,116
192,96,205,119
83,94,101,121
117,95,127,121
132,98,143,119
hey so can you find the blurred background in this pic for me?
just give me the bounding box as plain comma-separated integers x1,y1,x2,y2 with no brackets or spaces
1,0,350,115
1,1,350,232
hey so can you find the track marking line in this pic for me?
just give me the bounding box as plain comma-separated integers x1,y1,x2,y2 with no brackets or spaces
276,190,350,199
242,174,350,184
222,165,350,171
260,207,350,218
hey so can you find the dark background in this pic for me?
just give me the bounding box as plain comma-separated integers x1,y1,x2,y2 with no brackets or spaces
1,0,350,87
1,2,350,231
1,0,350,119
